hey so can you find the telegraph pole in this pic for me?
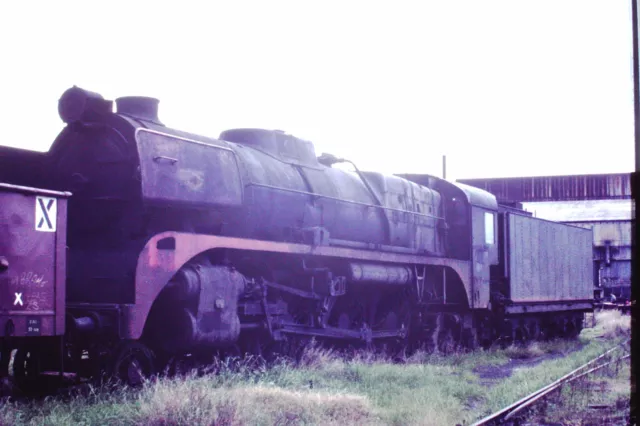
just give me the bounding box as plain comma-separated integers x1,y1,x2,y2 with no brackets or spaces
630,2,639,426
442,155,447,180
633,0,640,171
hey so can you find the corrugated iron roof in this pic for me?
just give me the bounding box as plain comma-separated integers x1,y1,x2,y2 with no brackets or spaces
520,199,634,222
457,173,631,202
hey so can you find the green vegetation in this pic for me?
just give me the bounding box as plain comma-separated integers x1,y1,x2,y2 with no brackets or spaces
520,310,632,425
0,310,630,426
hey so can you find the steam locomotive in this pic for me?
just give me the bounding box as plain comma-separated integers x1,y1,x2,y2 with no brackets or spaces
0,87,594,389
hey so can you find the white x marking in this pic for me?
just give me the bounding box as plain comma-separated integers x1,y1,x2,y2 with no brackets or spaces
14,292,23,306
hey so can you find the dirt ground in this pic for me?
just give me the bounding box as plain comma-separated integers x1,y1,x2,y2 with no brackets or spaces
473,348,580,388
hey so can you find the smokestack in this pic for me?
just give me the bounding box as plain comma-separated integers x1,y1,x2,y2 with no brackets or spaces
115,96,163,125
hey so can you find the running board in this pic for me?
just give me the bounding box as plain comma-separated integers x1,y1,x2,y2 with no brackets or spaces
278,324,406,343
504,301,593,315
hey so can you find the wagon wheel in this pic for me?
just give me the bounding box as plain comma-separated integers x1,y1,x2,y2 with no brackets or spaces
565,316,582,339
163,353,199,378
542,320,557,341
572,316,584,338
109,341,155,387
514,323,528,343
12,347,42,394
0,345,11,378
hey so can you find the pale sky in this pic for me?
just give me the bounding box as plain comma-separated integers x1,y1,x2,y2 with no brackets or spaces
0,1,635,181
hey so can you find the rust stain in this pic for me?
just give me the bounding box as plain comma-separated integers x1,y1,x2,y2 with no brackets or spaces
177,168,205,191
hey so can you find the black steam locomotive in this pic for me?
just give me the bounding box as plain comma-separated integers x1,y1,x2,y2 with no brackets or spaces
0,87,594,389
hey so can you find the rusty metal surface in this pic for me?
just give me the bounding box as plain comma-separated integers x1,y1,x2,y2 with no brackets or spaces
599,261,631,288
135,128,244,208
126,231,473,340
220,129,446,252
360,171,444,253
399,174,495,262
0,184,69,337
593,246,632,263
506,213,593,303
569,221,632,247
397,174,499,211
219,128,322,170
521,199,633,222
458,173,631,202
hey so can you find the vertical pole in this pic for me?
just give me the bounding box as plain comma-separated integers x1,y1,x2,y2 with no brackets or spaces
634,0,640,171
630,4,639,426
443,266,447,304
59,336,64,380
442,155,447,180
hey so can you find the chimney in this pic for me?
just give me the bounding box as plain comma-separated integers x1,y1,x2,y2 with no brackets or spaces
115,96,162,125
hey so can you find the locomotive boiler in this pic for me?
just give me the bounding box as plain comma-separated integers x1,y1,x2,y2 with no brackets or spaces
0,87,594,388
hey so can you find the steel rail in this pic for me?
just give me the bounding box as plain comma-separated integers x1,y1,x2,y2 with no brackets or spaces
470,339,630,426
503,354,630,421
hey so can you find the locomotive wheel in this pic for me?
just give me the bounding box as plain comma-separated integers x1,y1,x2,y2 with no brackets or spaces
527,321,541,341
440,314,464,354
239,331,279,363
461,327,478,351
337,313,351,330
109,341,155,387
437,327,460,354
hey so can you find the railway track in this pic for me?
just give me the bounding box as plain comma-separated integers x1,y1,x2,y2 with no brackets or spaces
471,339,631,426
594,302,632,315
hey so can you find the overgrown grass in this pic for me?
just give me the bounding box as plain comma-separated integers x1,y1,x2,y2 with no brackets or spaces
525,357,631,425
596,309,632,339
518,310,633,425
0,310,630,425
